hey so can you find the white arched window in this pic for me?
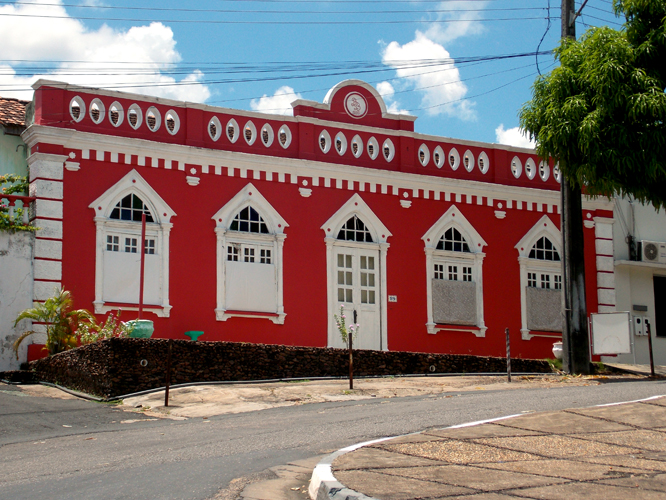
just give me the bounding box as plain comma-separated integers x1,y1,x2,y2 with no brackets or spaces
515,215,563,339
321,194,391,351
422,205,487,336
212,183,288,324
89,170,175,317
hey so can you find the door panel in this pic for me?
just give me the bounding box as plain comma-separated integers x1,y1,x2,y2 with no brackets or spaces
332,247,381,350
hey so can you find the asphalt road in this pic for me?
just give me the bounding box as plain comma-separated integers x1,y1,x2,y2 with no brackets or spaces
1,379,665,500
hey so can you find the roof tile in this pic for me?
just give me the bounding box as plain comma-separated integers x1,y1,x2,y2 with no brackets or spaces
0,97,29,127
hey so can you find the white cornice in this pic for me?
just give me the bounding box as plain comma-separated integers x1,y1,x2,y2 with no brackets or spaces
22,123,613,211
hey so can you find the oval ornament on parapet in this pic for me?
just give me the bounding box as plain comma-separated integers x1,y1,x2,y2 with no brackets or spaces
344,92,368,119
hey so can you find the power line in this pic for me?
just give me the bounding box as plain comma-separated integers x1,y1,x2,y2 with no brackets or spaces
0,2,550,15
0,12,559,25
0,51,552,92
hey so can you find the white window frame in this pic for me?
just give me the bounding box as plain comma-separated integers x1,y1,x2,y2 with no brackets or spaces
321,193,391,350
422,205,487,336
89,169,175,317
515,215,563,340
212,183,288,324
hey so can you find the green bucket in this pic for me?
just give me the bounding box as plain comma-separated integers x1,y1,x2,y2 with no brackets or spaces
128,319,154,339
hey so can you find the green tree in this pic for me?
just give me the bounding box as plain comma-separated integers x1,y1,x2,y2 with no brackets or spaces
13,287,96,358
520,0,666,209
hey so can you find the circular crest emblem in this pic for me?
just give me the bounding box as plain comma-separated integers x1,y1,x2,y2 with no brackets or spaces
344,92,368,118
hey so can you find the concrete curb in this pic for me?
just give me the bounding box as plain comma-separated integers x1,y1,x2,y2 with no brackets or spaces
308,395,666,500
307,414,523,500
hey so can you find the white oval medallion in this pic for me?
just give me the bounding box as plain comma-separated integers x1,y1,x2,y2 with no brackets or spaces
344,92,368,119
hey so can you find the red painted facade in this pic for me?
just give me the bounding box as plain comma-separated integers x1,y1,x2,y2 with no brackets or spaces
24,79,613,360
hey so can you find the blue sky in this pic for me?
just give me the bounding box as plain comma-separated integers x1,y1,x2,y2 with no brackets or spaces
0,0,623,146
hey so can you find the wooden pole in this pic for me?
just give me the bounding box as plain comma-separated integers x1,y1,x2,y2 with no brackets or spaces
165,339,172,407
560,0,591,375
138,212,147,320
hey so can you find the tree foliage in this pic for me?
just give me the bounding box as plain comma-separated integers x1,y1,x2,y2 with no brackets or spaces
520,0,666,209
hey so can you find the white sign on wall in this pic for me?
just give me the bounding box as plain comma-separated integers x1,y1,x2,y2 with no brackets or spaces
591,312,632,355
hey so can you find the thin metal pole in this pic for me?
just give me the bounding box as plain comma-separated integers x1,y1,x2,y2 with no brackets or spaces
505,328,512,383
165,339,172,407
348,310,357,390
138,212,147,320
646,321,655,377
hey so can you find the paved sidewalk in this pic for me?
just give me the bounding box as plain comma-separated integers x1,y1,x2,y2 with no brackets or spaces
310,395,666,500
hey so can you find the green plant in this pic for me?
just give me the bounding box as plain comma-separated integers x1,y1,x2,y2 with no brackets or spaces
333,305,359,347
546,358,563,372
13,287,96,358
78,310,134,344
1,174,36,233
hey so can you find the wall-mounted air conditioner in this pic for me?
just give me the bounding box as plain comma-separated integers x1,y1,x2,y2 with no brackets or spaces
641,240,666,264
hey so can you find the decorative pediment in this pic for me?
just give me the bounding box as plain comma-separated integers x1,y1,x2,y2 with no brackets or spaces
212,183,288,234
89,169,176,223
422,205,487,252
515,215,562,258
321,193,391,244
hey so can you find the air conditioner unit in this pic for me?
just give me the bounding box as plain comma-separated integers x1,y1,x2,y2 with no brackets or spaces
641,240,666,264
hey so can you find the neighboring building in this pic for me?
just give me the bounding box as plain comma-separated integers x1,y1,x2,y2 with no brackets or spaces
1,97,33,372
608,198,666,366
0,97,29,177
15,79,618,363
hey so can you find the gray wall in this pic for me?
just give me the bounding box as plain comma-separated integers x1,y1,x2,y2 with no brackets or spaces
0,231,34,371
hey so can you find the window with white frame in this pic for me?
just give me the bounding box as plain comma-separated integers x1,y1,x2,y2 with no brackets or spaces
212,184,288,324
515,216,563,338
89,170,175,317
423,206,487,336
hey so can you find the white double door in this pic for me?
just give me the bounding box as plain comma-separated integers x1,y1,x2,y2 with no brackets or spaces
331,246,381,350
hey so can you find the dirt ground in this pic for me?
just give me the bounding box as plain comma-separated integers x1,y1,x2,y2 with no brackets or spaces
116,373,640,420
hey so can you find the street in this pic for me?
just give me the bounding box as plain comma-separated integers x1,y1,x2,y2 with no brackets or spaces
1,379,665,500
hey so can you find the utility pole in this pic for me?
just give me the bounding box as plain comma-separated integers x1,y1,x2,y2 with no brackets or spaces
560,0,591,374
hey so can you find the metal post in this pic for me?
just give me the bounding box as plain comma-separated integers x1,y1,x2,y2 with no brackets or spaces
349,309,357,390
138,212,147,320
646,320,655,377
165,339,172,407
505,328,511,383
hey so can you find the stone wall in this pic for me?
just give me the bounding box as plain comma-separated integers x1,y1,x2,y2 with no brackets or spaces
0,231,34,371
27,338,551,399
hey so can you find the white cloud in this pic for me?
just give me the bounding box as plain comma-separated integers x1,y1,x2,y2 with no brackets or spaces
379,1,489,120
495,124,535,149
0,1,210,102
422,0,487,45
250,86,302,115
381,32,475,120
375,81,410,115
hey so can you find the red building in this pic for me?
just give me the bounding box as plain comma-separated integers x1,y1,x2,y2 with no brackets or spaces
23,79,615,360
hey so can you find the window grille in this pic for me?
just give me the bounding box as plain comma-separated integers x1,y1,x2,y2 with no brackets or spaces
337,215,373,242
436,227,471,252
229,206,269,234
110,194,154,223
529,236,560,261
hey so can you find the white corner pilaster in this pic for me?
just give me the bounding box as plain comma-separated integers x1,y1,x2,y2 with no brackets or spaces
594,217,616,312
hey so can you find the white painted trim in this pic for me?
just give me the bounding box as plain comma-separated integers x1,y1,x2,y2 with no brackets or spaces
20,124,615,213
212,184,288,322
88,170,175,316
516,216,563,339
215,309,286,324
422,205,487,336
321,193,392,244
322,195,391,350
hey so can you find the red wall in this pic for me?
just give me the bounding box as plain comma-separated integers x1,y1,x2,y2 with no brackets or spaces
33,82,601,361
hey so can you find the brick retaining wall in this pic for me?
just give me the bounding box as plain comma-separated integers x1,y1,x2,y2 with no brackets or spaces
24,339,550,399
